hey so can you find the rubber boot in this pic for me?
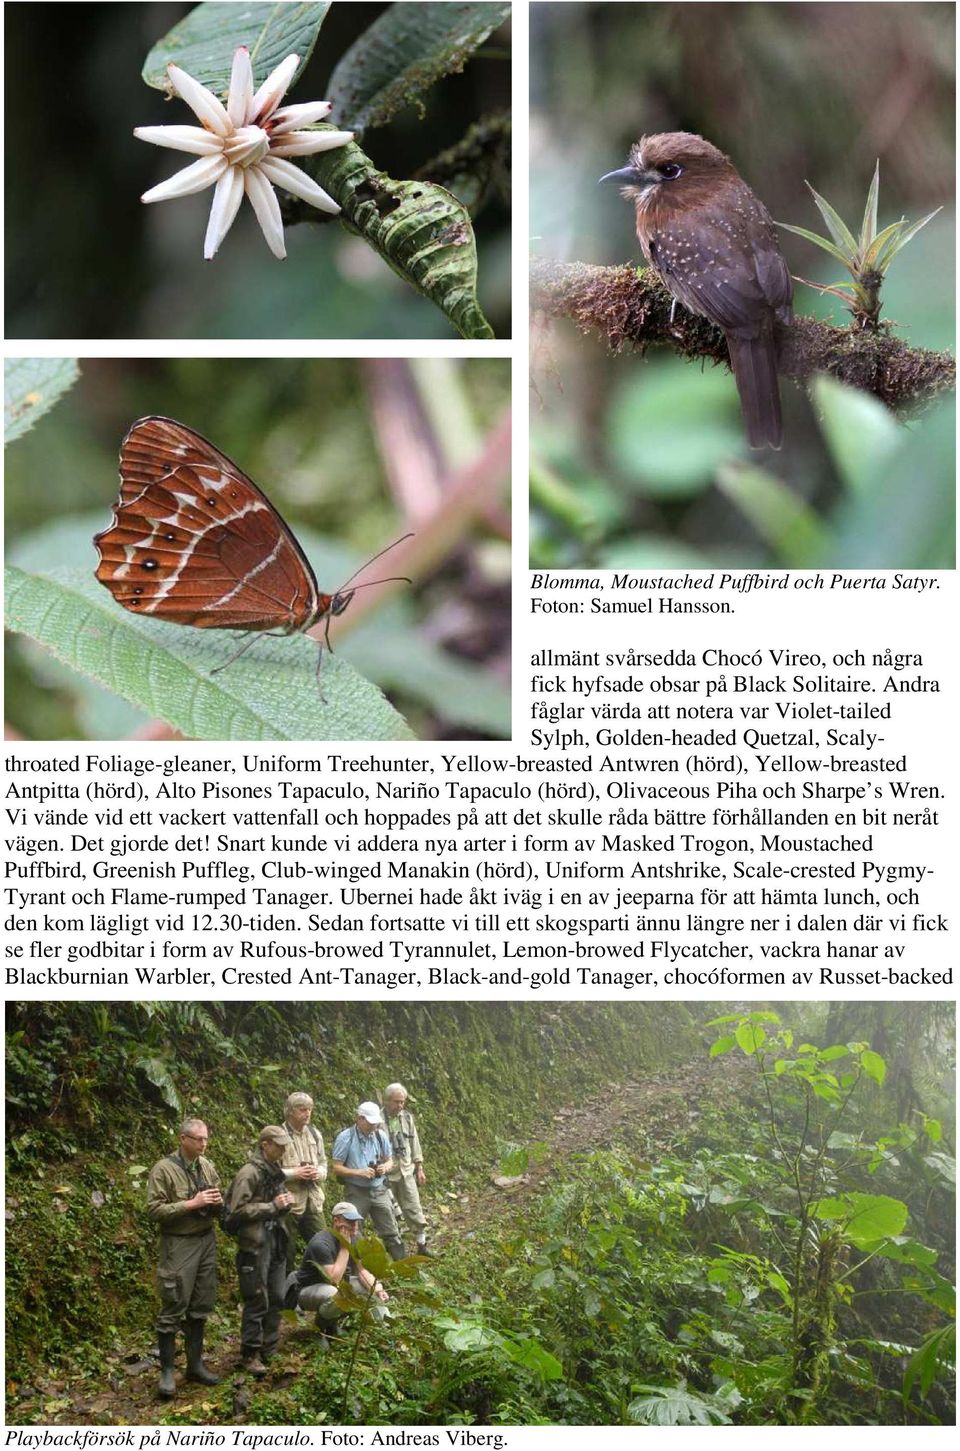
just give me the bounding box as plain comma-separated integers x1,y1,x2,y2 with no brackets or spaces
157,1332,177,1400
184,1318,220,1385
241,1350,268,1377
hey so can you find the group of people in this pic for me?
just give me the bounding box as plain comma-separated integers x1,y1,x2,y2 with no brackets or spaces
145,1084,430,1399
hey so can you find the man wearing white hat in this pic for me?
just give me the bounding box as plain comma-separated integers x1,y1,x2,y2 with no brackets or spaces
331,1103,405,1259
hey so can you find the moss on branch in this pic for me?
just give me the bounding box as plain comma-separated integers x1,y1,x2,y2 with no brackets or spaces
530,256,955,413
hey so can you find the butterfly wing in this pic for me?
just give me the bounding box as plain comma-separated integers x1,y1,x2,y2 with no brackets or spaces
94,416,321,632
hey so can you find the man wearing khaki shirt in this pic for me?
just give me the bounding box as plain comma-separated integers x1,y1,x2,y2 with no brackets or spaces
279,1091,327,1265
384,1082,431,1254
146,1117,223,1399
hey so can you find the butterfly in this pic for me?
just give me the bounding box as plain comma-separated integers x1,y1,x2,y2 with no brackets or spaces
94,416,410,681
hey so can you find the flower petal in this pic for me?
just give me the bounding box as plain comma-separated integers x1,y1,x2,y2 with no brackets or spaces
167,62,231,137
269,101,333,135
141,154,228,204
134,125,223,156
269,129,354,157
249,53,300,123
204,166,245,259
258,157,340,214
244,167,286,258
227,46,254,127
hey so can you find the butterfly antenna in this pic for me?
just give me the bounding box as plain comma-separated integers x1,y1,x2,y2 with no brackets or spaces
335,533,414,593
346,574,413,592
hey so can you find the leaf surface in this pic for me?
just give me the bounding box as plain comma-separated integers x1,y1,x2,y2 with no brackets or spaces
143,2,331,96
5,561,413,743
307,137,493,339
327,1,511,133
5,359,79,444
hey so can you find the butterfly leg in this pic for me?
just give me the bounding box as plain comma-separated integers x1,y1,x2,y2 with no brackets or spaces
209,633,262,675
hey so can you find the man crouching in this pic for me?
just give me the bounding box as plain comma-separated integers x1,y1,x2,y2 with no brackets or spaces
285,1201,390,1337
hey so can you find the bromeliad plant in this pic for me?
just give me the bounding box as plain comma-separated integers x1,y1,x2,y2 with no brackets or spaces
779,162,941,331
134,1,511,338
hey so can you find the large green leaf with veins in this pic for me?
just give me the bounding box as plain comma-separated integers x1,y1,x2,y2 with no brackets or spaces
327,2,512,133
306,136,492,339
5,514,414,743
143,2,331,95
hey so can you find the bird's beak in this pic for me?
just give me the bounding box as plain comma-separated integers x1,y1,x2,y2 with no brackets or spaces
598,164,654,187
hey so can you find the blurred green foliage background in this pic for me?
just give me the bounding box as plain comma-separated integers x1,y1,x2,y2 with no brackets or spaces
5,2,511,339
5,357,511,740
530,2,955,568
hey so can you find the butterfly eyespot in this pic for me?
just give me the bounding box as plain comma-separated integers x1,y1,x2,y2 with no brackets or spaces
133,587,143,595
206,497,217,508
164,531,175,541
143,559,158,570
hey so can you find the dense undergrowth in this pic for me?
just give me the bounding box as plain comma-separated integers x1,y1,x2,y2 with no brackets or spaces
5,1001,955,1426
4,1000,691,1392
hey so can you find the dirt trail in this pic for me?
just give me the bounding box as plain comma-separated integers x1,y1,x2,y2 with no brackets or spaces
12,1054,741,1426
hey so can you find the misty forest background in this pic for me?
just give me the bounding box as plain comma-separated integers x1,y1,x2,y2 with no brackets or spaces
4,1000,955,1427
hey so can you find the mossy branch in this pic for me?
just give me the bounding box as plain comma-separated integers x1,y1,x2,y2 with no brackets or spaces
530,257,955,414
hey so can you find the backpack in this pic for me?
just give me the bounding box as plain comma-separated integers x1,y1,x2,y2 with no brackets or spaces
221,1159,287,1237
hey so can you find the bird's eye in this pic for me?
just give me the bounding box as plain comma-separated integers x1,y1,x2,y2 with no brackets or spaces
659,162,682,180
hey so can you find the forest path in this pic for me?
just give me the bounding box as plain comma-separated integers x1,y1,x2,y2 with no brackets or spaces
20,1046,745,1426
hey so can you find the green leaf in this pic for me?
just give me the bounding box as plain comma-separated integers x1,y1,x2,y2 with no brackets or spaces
328,2,510,133
709,1035,736,1058
859,1048,887,1085
437,1317,501,1353
904,1323,955,1403
353,1234,393,1280
859,161,880,250
872,1237,938,1269
502,1336,563,1382
874,207,942,270
306,136,493,339
716,461,829,567
4,561,413,743
777,221,853,268
5,358,79,444
735,1023,766,1056
812,375,902,497
135,1056,181,1112
628,1383,732,1427
863,217,908,270
826,1131,860,1149
804,182,858,256
766,1270,793,1307
532,1267,556,1291
812,1192,908,1247
819,1045,850,1062
143,1,330,96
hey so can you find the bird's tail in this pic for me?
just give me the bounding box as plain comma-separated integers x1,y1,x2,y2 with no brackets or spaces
726,329,783,450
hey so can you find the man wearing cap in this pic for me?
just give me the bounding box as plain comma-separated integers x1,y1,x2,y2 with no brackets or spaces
285,1201,390,1335
225,1125,295,1376
279,1091,327,1267
331,1103,405,1260
146,1117,223,1399
383,1082,431,1255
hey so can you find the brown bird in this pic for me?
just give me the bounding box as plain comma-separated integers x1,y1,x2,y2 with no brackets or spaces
601,132,793,449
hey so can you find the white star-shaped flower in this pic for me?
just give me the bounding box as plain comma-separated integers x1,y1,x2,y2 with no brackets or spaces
135,46,353,259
